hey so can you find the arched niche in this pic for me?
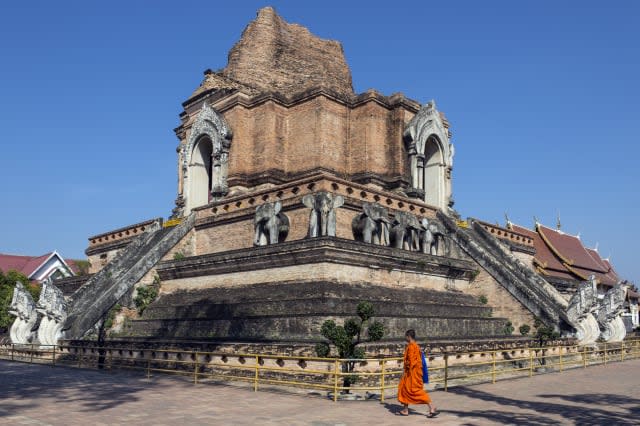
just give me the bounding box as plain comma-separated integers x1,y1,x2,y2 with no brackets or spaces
403,101,454,211
188,136,214,209
423,135,446,208
179,103,233,214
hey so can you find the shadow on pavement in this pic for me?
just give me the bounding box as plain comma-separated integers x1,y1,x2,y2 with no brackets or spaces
446,386,639,426
0,360,151,417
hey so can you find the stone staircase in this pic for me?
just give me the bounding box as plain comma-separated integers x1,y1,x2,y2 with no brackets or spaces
63,214,195,339
437,212,571,331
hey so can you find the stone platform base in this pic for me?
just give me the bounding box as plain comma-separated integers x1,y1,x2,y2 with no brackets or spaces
118,281,508,342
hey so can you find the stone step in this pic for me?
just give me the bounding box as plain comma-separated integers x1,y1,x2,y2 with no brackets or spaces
139,298,492,321
122,315,510,342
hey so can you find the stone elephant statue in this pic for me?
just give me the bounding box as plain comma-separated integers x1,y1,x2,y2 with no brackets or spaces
302,192,344,237
254,201,290,246
352,202,391,245
420,218,446,255
391,211,422,251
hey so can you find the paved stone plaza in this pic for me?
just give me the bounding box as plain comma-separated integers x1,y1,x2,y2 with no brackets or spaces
1,359,638,425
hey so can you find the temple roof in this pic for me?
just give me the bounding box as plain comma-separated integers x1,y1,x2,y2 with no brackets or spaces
0,251,78,282
509,223,620,287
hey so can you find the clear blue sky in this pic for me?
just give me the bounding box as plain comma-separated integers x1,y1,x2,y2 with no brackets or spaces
1,1,638,284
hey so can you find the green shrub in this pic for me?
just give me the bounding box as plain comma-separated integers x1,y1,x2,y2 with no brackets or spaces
134,284,159,315
316,301,385,392
503,321,515,335
519,324,531,336
173,252,185,261
104,304,122,330
478,295,488,305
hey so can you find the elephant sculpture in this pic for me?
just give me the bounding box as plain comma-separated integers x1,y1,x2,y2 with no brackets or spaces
420,218,446,255
9,281,38,344
352,202,391,245
302,192,344,237
254,201,290,246
391,211,422,251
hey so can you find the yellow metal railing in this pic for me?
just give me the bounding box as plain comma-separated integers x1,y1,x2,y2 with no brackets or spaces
1,339,639,401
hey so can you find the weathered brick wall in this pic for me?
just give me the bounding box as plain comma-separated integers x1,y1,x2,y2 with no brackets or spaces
466,268,536,333
223,7,354,98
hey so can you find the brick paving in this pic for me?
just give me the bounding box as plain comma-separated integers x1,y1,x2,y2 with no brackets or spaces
1,358,639,425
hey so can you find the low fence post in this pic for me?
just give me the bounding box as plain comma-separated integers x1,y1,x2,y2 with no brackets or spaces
379,360,386,403
604,342,607,365
193,351,199,384
621,342,624,362
333,359,339,402
444,353,449,392
78,350,82,368
529,349,534,377
52,346,56,367
491,351,496,384
30,343,34,364
583,345,587,368
146,360,151,379
254,355,260,392
11,343,14,361
559,346,563,372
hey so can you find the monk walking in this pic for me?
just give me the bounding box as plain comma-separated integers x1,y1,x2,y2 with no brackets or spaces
398,329,439,418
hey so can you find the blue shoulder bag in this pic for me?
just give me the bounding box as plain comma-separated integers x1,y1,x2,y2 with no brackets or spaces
421,351,429,384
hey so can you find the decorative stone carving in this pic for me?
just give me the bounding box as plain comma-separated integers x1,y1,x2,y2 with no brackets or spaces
403,101,454,211
597,280,629,342
352,203,391,245
254,201,290,246
302,192,344,237
9,282,37,344
391,211,422,251
420,218,446,256
36,278,68,346
181,102,233,214
566,275,600,345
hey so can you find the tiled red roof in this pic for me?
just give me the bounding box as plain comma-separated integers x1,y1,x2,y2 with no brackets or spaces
509,223,628,287
511,225,567,274
65,259,82,275
0,252,52,278
537,225,608,273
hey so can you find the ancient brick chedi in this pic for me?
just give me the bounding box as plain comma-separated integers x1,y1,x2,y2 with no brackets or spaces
14,7,634,348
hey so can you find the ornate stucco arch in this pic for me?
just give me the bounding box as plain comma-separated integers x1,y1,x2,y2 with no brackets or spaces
181,102,233,214
403,101,454,211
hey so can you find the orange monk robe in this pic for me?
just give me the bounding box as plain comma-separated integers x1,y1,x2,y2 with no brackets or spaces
398,341,431,405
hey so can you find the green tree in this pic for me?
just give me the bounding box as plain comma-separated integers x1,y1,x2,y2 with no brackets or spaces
532,318,560,366
315,301,385,392
73,260,91,276
0,270,40,333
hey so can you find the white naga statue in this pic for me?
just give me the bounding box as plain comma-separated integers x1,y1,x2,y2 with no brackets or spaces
35,278,68,345
566,275,600,345
9,282,38,344
597,280,629,342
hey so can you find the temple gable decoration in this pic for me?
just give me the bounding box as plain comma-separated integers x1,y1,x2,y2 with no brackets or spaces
403,101,454,211
181,102,233,213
